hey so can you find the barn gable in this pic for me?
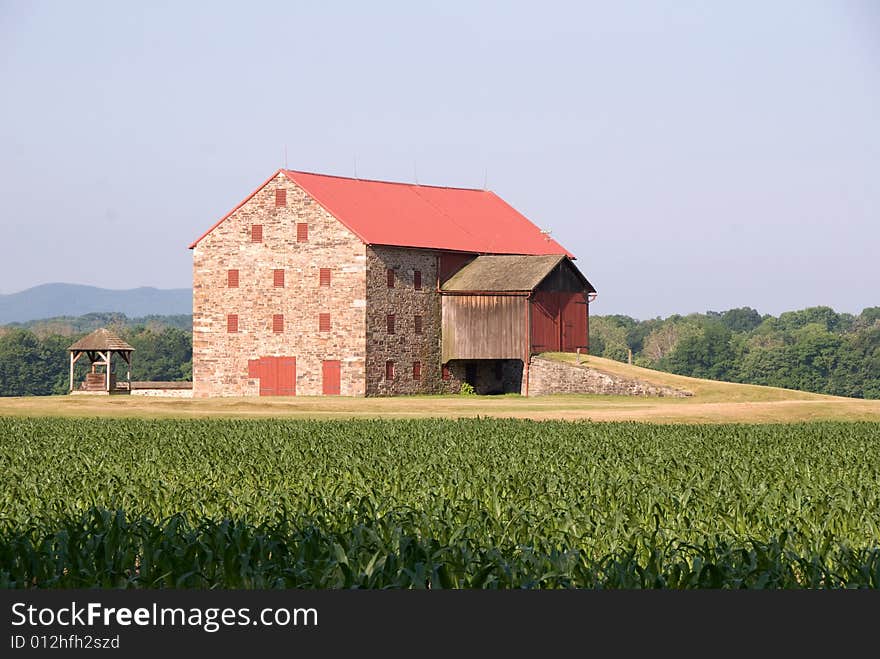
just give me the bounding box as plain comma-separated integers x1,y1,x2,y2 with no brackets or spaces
190,171,368,398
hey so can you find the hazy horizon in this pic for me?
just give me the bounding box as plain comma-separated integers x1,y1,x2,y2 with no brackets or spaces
2,281,876,324
2,1,878,318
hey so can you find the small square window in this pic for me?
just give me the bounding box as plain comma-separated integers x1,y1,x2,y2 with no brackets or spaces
414,315,422,335
319,268,331,287
414,270,422,290
251,225,263,243
319,313,331,332
387,269,395,288
297,223,308,243
272,314,284,333
227,314,239,333
387,314,395,334
385,361,395,380
412,361,422,380
273,269,285,288
275,189,287,207
227,269,239,288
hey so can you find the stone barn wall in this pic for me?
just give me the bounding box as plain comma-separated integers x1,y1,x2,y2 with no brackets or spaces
365,246,443,395
192,172,367,397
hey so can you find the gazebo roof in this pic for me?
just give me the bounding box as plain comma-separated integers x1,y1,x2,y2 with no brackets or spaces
68,328,134,353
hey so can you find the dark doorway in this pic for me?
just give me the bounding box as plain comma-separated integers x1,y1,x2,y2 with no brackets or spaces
465,363,477,386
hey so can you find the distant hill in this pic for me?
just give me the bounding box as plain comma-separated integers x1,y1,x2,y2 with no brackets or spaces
0,284,191,324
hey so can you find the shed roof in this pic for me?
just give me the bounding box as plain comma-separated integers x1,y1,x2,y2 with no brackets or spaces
68,328,134,352
442,254,591,292
189,169,573,257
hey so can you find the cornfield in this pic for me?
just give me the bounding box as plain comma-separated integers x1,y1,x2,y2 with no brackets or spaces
0,417,878,588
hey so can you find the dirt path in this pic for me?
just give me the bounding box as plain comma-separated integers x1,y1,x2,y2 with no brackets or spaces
1,393,878,424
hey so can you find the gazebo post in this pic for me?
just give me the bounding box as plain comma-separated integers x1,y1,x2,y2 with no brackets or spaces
105,351,111,392
69,351,75,393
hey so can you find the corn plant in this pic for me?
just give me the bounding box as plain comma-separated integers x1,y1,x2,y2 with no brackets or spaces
0,418,878,588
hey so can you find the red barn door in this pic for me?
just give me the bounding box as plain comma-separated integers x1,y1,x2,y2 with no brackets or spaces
322,360,341,395
259,357,277,396
257,356,296,396
531,291,561,352
561,294,588,352
278,357,296,396
531,291,588,353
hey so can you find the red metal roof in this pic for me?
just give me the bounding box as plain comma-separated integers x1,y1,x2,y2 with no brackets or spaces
190,169,573,257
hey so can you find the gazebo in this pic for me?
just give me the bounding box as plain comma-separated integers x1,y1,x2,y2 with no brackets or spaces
67,328,134,394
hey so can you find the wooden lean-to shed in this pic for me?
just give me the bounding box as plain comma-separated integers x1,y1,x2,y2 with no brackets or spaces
440,254,596,364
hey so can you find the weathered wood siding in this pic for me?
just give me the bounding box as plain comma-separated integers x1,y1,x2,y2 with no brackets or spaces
529,260,591,353
441,295,527,361
530,291,589,353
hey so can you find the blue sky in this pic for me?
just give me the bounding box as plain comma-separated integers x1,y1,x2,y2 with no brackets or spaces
1,1,877,318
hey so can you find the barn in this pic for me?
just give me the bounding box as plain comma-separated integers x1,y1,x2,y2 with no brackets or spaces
189,169,596,397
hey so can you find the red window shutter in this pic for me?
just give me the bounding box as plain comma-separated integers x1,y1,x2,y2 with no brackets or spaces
251,225,262,242
387,269,395,288
275,189,286,207
442,364,451,380
272,314,284,333
273,269,285,288
385,361,395,380
248,359,260,378
319,313,331,332
319,268,331,287
297,223,308,242
414,270,422,290
412,361,421,380
227,269,239,288
387,314,395,334
414,315,422,335
227,314,238,333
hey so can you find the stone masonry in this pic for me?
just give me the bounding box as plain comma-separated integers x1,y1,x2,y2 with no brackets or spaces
527,356,692,397
365,246,443,395
192,172,367,397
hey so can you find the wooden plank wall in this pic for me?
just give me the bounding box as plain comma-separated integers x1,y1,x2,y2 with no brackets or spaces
441,295,527,361
530,291,589,353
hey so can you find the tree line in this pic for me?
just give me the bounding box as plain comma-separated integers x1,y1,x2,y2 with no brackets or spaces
589,306,880,399
0,318,191,396
2,307,878,398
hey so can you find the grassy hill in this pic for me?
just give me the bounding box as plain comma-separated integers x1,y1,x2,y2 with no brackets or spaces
541,352,831,402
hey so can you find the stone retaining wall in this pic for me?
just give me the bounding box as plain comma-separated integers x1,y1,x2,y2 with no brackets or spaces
527,357,691,397
130,389,194,398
